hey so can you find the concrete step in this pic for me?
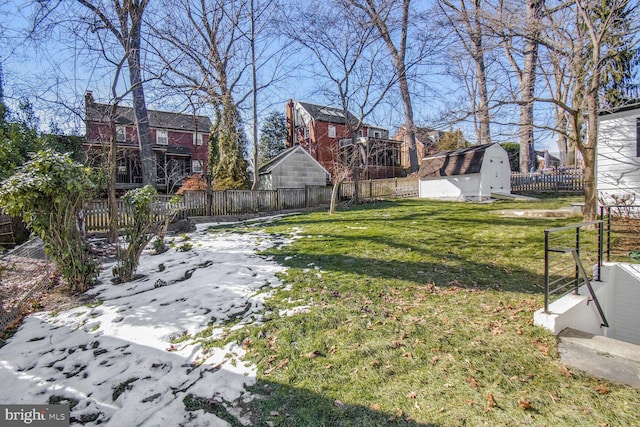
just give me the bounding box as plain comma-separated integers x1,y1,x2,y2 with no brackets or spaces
558,328,640,388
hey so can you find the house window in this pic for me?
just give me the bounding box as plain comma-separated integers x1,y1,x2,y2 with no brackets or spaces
328,125,336,138
303,126,310,140
192,159,203,173
156,129,168,145
358,129,363,137
116,126,126,142
373,131,380,138
193,132,204,145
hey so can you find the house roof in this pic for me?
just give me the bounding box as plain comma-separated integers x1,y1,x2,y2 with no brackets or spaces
258,145,329,175
86,100,212,132
296,101,360,126
418,143,495,178
598,102,640,116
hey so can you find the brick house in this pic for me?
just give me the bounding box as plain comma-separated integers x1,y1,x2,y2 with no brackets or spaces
395,127,444,168
285,100,403,180
84,91,211,192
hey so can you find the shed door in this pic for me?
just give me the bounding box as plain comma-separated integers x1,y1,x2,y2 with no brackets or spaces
489,156,506,192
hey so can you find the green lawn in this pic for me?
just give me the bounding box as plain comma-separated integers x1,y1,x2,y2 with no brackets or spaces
207,197,639,427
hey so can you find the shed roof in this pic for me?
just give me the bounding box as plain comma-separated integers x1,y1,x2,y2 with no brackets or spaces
86,100,212,132
258,145,329,175
418,143,496,178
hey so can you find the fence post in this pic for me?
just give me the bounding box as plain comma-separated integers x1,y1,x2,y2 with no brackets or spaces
574,227,580,294
597,220,603,282
544,230,550,313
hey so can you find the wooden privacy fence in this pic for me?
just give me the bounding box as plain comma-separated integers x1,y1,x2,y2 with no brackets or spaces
340,177,419,199
511,169,584,193
83,186,335,234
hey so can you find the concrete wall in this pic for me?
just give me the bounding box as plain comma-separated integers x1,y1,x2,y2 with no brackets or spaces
534,263,640,345
597,109,640,202
606,264,640,345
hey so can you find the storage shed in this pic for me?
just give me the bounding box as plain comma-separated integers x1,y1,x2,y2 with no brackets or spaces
597,104,640,202
258,145,330,190
417,143,511,201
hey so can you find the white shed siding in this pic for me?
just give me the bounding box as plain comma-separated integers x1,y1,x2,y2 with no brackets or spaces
419,174,481,200
597,109,640,201
479,146,511,196
418,143,510,201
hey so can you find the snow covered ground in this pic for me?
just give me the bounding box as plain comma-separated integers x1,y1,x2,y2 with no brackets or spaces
0,218,298,426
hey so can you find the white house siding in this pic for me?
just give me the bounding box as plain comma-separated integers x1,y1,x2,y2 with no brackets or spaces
597,108,640,202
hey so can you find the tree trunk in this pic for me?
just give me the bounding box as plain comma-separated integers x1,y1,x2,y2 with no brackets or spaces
518,0,542,172
329,179,341,215
127,36,156,187
108,106,119,244
398,65,419,172
472,3,491,145
250,0,259,190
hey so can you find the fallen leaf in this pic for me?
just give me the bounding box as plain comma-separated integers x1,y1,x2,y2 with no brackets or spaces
559,365,573,377
465,400,478,406
166,345,176,352
325,364,333,370
334,400,344,408
518,397,532,410
533,338,550,356
486,393,497,408
329,345,336,354
431,355,439,365
406,391,417,399
595,385,609,395
305,350,323,358
466,377,481,388
277,358,289,369
369,403,381,411
396,409,403,417
438,407,446,413
269,411,280,416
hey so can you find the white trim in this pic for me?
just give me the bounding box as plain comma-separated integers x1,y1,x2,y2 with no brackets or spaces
156,129,168,145
192,159,203,173
116,126,126,142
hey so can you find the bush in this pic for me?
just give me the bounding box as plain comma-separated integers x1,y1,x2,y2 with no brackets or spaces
113,186,179,282
0,150,98,291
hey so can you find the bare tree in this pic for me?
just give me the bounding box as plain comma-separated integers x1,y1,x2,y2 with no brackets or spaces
439,0,493,145
495,0,544,172
283,1,397,213
344,0,423,173
537,0,639,221
74,0,157,186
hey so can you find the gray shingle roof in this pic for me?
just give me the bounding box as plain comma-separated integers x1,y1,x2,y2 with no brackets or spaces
418,143,494,178
86,102,212,132
297,101,359,126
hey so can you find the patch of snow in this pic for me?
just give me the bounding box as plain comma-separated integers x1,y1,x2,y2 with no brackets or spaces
0,223,298,425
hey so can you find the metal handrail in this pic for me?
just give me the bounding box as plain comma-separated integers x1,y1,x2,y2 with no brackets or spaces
544,221,606,328
599,204,640,262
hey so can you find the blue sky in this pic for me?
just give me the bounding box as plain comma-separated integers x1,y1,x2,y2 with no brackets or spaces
0,0,561,154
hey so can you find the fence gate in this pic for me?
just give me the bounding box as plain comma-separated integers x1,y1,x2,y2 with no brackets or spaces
0,212,15,249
